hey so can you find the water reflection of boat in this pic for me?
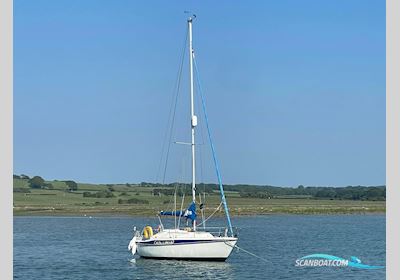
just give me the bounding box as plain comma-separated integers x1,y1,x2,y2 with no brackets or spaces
131,257,234,278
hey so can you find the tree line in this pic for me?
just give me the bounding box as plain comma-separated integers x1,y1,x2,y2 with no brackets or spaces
14,175,385,201
143,182,386,201
14,174,77,191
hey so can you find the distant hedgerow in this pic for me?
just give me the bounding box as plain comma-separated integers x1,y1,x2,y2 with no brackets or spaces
83,190,115,198
118,198,149,204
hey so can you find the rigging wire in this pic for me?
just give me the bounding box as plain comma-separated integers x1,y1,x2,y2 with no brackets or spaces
196,201,222,227
156,26,188,184
196,74,207,226
194,78,206,226
198,192,205,230
196,78,206,196
177,193,185,228
162,155,185,225
193,55,234,236
224,242,272,264
154,26,189,227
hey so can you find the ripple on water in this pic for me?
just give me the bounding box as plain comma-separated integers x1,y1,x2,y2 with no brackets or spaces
14,215,385,280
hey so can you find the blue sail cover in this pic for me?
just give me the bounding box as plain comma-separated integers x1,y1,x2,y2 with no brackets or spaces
160,202,196,221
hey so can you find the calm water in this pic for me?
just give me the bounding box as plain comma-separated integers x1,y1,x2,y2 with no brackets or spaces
14,215,385,279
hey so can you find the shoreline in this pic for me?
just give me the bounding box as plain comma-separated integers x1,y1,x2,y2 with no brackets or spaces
13,209,386,217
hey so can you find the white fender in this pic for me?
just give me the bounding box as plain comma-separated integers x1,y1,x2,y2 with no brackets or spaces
128,236,137,255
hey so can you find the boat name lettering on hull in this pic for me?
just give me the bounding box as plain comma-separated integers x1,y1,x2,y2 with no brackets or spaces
154,240,175,245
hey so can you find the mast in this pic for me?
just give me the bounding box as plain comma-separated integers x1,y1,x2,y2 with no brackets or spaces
188,16,197,231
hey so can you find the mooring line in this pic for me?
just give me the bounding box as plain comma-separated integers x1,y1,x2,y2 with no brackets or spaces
225,242,272,264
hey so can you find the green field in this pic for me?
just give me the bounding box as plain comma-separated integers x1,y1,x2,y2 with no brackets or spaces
13,179,386,216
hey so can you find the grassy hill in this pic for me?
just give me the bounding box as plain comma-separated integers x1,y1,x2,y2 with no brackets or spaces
13,176,386,216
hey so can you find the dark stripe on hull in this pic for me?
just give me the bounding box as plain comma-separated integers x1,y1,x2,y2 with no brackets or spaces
140,256,227,262
137,239,235,246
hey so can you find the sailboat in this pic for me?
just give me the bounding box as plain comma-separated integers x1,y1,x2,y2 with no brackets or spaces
128,15,238,261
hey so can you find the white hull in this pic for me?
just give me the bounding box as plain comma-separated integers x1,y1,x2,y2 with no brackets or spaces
130,229,237,261
137,239,237,261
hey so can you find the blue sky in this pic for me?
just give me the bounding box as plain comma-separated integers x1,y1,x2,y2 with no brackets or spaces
14,0,385,187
